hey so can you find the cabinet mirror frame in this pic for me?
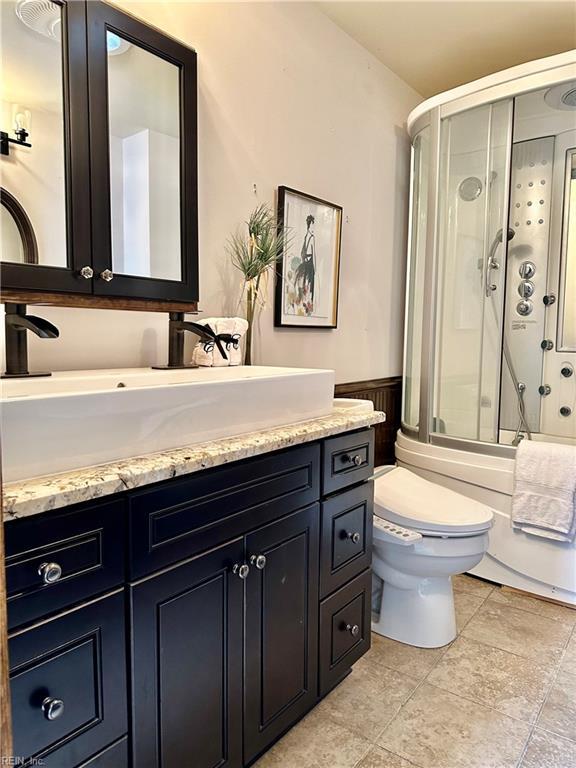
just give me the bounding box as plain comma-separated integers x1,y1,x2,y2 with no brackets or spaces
86,1,199,302
0,0,92,294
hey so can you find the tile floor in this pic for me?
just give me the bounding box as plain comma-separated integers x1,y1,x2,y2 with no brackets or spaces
255,575,576,768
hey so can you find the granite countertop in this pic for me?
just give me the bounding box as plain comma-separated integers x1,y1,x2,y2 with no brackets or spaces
3,406,385,522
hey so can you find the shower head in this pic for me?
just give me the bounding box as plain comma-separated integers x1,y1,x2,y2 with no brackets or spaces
458,176,483,201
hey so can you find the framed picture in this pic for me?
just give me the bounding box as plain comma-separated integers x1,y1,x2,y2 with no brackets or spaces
275,186,342,328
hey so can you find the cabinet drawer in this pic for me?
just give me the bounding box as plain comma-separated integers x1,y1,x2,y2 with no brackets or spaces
319,570,371,696
5,500,126,630
129,443,320,578
322,429,374,495
77,737,128,767
320,483,373,599
9,592,127,768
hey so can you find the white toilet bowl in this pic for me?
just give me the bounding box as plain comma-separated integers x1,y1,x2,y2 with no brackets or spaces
371,467,493,648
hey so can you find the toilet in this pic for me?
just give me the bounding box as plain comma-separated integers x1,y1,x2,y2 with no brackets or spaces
371,466,494,648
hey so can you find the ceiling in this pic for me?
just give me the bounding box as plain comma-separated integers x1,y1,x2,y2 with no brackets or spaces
318,1,576,98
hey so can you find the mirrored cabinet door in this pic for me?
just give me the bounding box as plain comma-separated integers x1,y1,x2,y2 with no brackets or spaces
0,0,91,292
87,1,199,301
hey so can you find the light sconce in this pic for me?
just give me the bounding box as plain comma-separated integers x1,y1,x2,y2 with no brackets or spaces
1,105,32,156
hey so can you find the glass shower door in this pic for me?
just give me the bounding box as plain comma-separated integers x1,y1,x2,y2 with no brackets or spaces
432,100,513,442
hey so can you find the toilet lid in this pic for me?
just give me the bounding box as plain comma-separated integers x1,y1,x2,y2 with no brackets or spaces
374,467,494,534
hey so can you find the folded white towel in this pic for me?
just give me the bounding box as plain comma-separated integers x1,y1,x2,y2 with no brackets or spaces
512,440,576,542
190,317,218,367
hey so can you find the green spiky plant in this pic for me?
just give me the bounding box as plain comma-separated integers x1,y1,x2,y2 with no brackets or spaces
228,204,289,365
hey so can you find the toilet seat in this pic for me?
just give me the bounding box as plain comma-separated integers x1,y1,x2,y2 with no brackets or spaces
374,466,494,536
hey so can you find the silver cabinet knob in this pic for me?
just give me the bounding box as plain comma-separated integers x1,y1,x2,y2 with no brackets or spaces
100,269,114,282
79,266,94,279
250,554,267,570
345,624,360,637
38,562,62,584
346,532,361,544
345,454,363,467
42,696,64,721
232,563,250,580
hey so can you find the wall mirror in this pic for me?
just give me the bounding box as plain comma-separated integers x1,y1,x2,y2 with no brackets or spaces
0,0,67,268
107,31,182,282
559,148,576,351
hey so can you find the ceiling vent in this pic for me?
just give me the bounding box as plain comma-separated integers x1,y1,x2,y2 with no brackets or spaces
15,0,61,41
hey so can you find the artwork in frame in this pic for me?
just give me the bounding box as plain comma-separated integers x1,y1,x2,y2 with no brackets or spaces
275,186,342,328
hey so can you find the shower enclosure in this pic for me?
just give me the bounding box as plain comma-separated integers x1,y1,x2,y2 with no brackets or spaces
399,52,576,604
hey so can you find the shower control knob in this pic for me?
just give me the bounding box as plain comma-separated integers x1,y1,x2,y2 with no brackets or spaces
543,293,556,306
561,366,573,378
560,406,572,417
518,281,534,299
519,261,536,279
538,385,551,396
540,339,554,351
516,300,533,316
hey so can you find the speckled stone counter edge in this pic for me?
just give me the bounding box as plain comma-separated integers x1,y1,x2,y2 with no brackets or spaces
3,409,386,522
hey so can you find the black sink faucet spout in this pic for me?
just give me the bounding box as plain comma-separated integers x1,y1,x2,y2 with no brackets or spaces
152,312,228,369
3,303,59,378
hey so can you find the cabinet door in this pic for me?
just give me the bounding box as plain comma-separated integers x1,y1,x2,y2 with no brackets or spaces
244,504,320,764
131,538,243,768
86,0,198,301
1,0,92,293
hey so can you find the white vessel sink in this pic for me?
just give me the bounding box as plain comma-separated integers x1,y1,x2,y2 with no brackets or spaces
1,366,335,482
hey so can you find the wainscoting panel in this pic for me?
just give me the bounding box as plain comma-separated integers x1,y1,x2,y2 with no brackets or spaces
335,377,402,466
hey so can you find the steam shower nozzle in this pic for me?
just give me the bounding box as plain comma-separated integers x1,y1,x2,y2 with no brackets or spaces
497,227,515,243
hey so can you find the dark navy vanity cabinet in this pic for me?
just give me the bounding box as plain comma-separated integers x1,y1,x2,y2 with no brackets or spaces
5,429,374,767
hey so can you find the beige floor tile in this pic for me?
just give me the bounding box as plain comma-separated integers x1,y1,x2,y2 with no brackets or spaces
356,745,422,768
452,574,494,598
317,658,420,741
560,632,576,677
537,672,576,742
519,728,576,768
454,591,485,632
462,601,572,661
427,636,555,722
490,589,576,627
378,683,531,768
253,705,371,768
361,632,447,681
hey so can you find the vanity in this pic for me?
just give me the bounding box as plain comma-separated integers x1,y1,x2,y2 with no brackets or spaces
3,404,383,767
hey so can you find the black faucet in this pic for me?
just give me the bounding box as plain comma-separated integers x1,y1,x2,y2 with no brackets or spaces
2,303,59,378
152,312,228,369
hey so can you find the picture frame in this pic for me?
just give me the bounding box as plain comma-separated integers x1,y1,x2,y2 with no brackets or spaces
275,186,342,328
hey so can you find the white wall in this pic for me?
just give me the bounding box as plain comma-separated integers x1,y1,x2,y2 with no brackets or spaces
7,2,420,384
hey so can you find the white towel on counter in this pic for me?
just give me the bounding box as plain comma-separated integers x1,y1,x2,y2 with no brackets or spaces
511,440,576,542
190,317,248,367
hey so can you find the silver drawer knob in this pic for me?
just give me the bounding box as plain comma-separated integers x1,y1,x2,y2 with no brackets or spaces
345,454,363,467
345,624,360,637
100,269,114,282
250,554,267,570
38,562,62,584
232,563,250,580
42,696,64,721
346,532,361,544
79,266,94,279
